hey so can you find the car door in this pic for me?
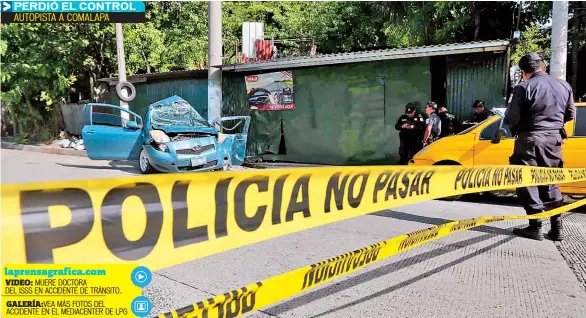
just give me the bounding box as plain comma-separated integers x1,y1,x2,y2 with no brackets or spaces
81,103,144,160
473,116,515,165
212,116,251,166
561,104,586,192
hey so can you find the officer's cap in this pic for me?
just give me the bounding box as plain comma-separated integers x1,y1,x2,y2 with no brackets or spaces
473,100,485,108
519,52,544,71
405,103,416,113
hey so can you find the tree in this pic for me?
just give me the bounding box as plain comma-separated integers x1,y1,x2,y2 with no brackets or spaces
1,24,81,139
510,24,551,65
2,1,563,141
124,23,166,74
122,1,209,73
222,1,318,60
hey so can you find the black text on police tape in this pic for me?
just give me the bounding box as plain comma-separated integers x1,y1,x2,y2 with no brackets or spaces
214,174,311,238
18,169,438,264
19,173,314,263
301,243,383,290
530,168,566,184
372,169,435,203
398,227,442,251
568,169,586,181
485,216,506,223
173,283,262,318
454,167,523,191
324,169,435,213
449,219,478,233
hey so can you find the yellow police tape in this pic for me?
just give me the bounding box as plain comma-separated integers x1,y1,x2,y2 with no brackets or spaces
159,197,586,318
1,165,586,271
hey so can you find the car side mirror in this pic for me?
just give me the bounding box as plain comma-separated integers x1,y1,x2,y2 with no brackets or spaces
126,121,140,129
491,128,507,144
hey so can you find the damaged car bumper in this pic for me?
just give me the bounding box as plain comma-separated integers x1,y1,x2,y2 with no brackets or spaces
144,137,229,173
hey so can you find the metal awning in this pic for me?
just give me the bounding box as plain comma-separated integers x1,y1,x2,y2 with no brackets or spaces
217,40,510,72
98,69,208,86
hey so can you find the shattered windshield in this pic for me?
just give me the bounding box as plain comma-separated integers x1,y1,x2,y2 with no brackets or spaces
150,99,211,128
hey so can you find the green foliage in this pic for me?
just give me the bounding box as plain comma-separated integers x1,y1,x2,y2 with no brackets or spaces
13,134,31,145
222,1,317,59
123,2,209,74
0,1,566,141
1,24,80,137
305,2,386,53
511,24,551,65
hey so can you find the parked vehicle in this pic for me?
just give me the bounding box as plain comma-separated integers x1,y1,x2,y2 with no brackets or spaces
249,90,271,105
409,103,586,200
81,95,251,174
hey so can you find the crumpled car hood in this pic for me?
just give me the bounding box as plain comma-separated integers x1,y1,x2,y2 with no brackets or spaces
152,125,218,135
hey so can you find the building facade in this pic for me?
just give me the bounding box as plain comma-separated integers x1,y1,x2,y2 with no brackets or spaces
101,40,510,165
219,40,510,165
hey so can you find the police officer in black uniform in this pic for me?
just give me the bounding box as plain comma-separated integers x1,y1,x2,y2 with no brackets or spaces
469,100,493,123
438,106,458,137
422,101,442,146
504,52,575,241
395,103,425,164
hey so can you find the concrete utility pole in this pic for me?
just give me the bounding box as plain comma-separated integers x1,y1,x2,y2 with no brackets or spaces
549,1,569,81
115,23,130,121
208,0,222,123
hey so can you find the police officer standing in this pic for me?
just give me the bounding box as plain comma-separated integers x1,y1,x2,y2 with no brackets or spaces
438,106,458,137
504,52,575,241
395,103,425,164
422,101,442,146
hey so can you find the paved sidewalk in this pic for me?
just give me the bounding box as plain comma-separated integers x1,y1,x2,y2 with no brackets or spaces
1,141,87,157
555,212,586,292
146,199,586,318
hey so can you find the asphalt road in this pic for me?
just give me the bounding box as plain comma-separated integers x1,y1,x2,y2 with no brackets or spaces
3,149,586,318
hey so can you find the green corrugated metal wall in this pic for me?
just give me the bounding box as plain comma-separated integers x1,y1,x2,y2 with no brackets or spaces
111,79,208,119
446,52,507,121
108,51,506,165
223,57,431,165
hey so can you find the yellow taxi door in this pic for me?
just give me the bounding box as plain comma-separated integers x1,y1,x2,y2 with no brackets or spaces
560,105,586,194
472,116,516,165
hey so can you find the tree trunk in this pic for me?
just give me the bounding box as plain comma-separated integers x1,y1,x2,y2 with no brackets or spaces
515,3,522,31
142,51,151,73
89,75,95,101
10,112,17,136
472,4,480,41
24,95,39,141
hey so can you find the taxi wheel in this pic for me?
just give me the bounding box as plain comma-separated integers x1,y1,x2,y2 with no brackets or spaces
433,161,463,201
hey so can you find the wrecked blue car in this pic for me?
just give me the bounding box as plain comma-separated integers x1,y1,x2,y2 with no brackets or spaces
81,96,250,174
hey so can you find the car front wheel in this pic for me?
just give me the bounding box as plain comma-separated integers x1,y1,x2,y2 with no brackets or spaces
139,149,156,174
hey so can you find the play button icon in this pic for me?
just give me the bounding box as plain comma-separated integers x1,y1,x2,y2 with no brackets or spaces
131,266,152,288
136,272,146,282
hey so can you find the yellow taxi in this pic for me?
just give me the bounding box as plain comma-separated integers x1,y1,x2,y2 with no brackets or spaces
409,102,586,199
